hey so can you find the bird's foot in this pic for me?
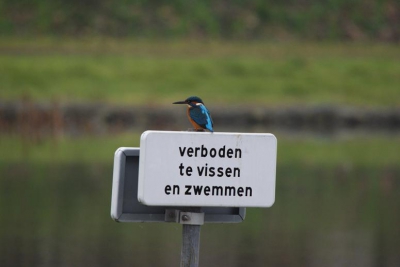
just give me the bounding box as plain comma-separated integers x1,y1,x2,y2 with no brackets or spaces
187,128,205,132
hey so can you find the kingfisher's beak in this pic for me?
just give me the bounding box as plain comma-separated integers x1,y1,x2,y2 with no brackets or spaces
173,100,186,104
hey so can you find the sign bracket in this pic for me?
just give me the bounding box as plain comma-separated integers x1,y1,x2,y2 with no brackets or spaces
165,209,205,225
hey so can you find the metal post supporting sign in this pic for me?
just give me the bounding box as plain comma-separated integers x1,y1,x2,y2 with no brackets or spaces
111,130,277,267
180,208,202,267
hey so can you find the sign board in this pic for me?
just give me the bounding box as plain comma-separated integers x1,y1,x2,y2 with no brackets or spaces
138,131,277,207
111,147,245,223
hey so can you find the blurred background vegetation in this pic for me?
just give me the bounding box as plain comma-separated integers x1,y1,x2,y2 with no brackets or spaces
1,0,399,41
1,1,400,267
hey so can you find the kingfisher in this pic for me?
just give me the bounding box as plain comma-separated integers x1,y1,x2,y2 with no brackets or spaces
173,96,214,132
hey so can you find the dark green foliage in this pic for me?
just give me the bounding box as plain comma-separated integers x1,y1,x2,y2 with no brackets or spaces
0,0,398,41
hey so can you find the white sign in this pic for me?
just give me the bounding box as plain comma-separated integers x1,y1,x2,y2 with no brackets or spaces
138,131,277,208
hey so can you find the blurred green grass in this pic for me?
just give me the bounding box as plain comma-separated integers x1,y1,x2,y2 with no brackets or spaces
1,39,399,107
1,134,399,167
1,39,399,166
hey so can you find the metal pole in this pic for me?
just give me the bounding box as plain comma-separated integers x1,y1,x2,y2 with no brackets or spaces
181,224,201,267
180,207,202,267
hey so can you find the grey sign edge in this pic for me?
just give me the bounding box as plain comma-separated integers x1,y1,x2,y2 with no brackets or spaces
111,147,246,223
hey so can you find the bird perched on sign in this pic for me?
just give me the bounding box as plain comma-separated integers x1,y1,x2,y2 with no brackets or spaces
173,96,214,132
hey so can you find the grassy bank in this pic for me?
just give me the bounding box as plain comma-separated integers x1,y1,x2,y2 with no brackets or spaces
1,39,399,107
1,134,399,167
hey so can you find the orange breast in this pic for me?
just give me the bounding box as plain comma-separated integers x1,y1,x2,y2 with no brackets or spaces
187,107,203,130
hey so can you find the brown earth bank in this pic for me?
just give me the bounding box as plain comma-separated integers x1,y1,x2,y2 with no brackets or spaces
1,101,400,138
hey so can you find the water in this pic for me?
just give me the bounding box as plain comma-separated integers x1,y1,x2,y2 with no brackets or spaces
1,162,399,267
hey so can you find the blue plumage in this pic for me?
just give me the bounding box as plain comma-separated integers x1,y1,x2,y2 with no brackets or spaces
173,96,214,132
189,103,214,132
